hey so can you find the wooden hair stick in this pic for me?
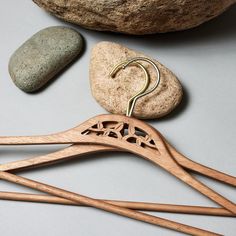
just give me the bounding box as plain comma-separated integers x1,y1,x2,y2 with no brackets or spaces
0,171,221,236
0,191,234,217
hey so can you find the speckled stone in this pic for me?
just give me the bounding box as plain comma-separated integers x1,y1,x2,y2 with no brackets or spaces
9,26,83,92
90,42,183,119
33,0,236,35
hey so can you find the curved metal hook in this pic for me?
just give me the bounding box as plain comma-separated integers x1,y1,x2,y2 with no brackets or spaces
110,60,150,116
110,57,161,117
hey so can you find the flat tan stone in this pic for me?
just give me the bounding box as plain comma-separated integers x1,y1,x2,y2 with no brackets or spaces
33,0,235,35
90,42,183,119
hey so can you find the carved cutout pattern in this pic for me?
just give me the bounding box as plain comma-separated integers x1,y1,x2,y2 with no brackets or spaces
81,121,158,152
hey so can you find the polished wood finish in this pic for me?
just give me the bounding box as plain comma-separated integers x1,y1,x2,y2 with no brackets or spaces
1,142,236,187
0,114,235,214
0,172,221,236
0,191,234,217
0,114,235,235
0,145,235,216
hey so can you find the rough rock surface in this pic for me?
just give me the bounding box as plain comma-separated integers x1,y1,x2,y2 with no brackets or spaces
33,0,236,35
90,42,183,119
9,26,83,92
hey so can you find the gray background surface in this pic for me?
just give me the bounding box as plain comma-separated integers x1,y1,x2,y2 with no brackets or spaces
0,1,235,235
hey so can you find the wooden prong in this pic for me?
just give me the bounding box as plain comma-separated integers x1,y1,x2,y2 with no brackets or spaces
0,191,234,217
0,172,222,236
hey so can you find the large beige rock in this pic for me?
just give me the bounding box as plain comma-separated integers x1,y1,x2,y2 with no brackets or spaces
90,42,183,119
33,0,235,35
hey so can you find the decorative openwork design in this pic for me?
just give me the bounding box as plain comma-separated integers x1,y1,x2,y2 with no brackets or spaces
81,121,159,152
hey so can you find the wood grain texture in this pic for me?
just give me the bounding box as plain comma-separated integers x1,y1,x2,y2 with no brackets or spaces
0,144,117,172
0,145,235,216
0,191,234,217
1,142,235,187
0,114,235,213
0,172,222,236
0,114,235,214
